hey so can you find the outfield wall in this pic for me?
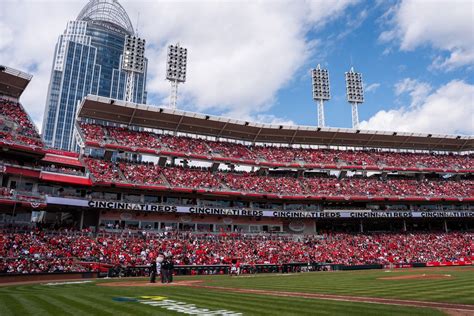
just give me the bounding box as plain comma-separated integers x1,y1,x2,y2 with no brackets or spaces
1,261,472,283
100,260,474,278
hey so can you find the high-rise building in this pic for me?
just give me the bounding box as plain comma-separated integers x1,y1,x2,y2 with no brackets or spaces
42,0,147,151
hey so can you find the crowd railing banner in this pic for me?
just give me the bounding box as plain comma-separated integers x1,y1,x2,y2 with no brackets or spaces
44,197,474,219
425,260,472,267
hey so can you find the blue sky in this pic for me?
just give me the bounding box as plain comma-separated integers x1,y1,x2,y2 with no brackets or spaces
1,0,473,135
189,0,473,132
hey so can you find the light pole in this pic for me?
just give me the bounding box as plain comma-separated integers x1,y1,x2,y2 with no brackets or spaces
345,67,364,129
311,64,330,127
166,43,187,109
122,35,146,102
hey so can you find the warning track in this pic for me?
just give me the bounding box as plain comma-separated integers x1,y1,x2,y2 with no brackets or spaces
184,283,474,316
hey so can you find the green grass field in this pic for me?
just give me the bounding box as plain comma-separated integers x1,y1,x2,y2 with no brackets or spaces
0,267,472,315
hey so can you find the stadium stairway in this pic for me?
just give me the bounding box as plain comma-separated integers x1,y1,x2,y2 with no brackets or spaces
115,166,128,183
159,173,171,187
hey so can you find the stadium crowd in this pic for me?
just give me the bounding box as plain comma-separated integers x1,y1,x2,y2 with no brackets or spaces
83,158,473,198
302,177,474,197
1,230,472,274
107,126,162,149
0,99,40,138
119,162,164,186
42,164,85,176
79,123,105,142
84,158,123,183
221,172,305,194
79,123,473,170
161,166,223,189
0,99,44,147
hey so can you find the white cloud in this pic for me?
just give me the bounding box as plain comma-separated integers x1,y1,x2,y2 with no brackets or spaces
0,1,84,130
365,82,380,93
0,0,358,131
335,8,368,41
380,0,474,70
0,21,14,51
135,0,358,116
305,0,361,28
250,114,295,126
394,78,432,107
360,79,474,134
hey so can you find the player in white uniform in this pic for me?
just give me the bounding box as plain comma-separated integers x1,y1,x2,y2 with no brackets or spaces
156,254,164,277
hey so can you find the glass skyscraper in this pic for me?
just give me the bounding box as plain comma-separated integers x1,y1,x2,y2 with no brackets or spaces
42,0,147,151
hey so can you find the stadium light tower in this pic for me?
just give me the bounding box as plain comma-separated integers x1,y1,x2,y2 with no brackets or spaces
122,35,146,102
166,43,187,109
311,64,330,127
345,67,364,129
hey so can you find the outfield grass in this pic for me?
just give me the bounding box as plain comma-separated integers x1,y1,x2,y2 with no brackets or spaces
0,267,472,316
202,266,474,304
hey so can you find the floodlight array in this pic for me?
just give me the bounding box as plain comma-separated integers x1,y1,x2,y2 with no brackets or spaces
345,68,364,103
312,67,330,101
122,35,146,73
166,44,187,83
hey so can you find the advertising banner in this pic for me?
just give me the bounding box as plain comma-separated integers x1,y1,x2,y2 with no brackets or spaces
46,197,474,219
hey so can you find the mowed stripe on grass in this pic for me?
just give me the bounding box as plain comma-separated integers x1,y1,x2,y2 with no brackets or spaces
200,267,474,304
184,283,474,313
0,267,472,315
161,288,446,316
0,282,445,316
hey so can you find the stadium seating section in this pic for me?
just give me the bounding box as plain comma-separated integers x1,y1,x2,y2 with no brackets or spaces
83,158,123,183
1,230,472,273
82,158,473,198
120,162,164,186
0,99,43,147
78,123,473,171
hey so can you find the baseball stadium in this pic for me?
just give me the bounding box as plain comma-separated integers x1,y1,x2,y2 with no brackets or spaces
0,1,473,315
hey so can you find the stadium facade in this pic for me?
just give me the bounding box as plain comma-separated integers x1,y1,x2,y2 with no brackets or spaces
1,58,472,234
42,0,148,151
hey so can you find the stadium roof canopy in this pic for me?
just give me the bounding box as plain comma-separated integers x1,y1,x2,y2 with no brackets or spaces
78,95,474,152
0,65,32,99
